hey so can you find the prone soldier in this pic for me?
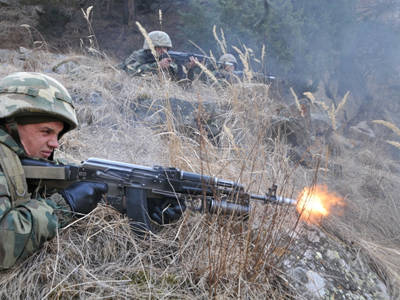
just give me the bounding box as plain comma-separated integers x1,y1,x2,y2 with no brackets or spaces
0,72,183,269
121,31,177,77
217,53,238,73
213,53,239,83
120,30,197,80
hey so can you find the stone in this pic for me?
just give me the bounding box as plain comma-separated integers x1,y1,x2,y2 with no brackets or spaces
305,270,326,297
52,60,79,74
348,121,376,143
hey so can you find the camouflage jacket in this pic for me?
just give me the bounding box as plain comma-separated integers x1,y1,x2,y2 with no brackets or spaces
0,128,74,269
121,49,178,78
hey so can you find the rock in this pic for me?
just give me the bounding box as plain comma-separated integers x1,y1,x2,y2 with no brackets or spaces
291,267,308,284
305,270,326,297
52,59,79,74
326,249,340,260
282,223,390,299
348,121,376,143
18,46,32,61
87,91,105,106
267,116,311,149
129,97,223,141
310,111,333,137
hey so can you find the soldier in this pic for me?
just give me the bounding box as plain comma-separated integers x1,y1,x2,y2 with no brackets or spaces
214,54,275,84
217,53,238,73
120,30,178,78
214,53,238,81
0,72,182,269
121,30,198,81
206,53,240,84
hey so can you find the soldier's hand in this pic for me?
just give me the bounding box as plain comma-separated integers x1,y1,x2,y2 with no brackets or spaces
148,197,186,225
159,57,172,69
61,181,108,215
186,56,197,69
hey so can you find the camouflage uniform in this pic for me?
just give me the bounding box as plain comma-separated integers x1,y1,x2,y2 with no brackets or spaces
122,48,177,77
0,129,74,269
192,53,240,85
212,54,239,83
0,72,78,269
121,31,178,78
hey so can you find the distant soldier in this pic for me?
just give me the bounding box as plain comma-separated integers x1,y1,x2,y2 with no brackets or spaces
210,53,240,84
214,54,276,85
120,30,199,81
217,53,238,73
0,72,183,269
120,31,178,78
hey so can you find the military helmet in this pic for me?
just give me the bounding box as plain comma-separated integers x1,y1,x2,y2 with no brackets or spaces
218,53,238,66
0,72,78,136
143,31,172,50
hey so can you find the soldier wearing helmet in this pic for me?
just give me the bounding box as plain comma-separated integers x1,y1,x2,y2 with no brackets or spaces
0,72,108,269
215,53,275,84
218,53,238,72
203,53,240,85
0,72,184,269
120,31,179,78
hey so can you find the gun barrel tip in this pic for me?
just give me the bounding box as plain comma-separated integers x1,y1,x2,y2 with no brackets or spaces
280,196,297,205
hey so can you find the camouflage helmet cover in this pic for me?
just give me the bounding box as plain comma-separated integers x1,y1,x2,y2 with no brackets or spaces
218,53,238,66
143,31,172,50
0,72,78,135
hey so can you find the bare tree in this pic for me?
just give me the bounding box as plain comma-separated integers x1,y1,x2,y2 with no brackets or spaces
127,0,136,27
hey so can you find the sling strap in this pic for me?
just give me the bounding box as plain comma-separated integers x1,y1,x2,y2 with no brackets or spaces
0,143,30,206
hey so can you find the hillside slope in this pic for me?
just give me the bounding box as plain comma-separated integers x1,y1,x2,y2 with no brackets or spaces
1,45,399,299
1,1,400,298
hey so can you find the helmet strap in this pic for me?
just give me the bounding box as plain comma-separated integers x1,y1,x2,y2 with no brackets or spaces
5,119,21,145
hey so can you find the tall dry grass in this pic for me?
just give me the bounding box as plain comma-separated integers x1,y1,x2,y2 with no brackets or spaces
312,121,400,296
0,47,309,299
1,21,400,297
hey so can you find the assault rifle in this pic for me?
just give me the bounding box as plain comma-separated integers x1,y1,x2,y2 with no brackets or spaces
160,51,216,79
141,50,213,66
161,51,215,66
21,157,296,232
232,71,276,84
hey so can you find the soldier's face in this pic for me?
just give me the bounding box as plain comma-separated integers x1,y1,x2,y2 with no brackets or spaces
16,121,64,159
155,47,168,55
224,64,235,72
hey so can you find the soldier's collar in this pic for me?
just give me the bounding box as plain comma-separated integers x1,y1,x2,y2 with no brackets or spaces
0,127,26,157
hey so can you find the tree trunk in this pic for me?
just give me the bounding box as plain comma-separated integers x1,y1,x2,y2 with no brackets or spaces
127,0,136,27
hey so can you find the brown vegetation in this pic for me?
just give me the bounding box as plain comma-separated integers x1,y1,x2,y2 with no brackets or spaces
0,33,399,298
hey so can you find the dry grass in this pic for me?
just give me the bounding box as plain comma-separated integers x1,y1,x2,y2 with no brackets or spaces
373,120,400,150
1,38,400,297
0,48,307,298
320,139,400,296
303,91,349,131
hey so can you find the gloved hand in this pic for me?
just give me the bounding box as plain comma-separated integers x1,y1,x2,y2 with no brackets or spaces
60,181,108,215
148,197,186,225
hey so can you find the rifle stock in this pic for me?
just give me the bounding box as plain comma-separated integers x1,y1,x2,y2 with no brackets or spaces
21,158,296,231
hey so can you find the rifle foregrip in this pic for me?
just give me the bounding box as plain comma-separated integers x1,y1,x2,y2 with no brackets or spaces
208,199,249,217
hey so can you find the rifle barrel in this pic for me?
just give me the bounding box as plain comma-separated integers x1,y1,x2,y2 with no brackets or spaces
250,193,297,206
